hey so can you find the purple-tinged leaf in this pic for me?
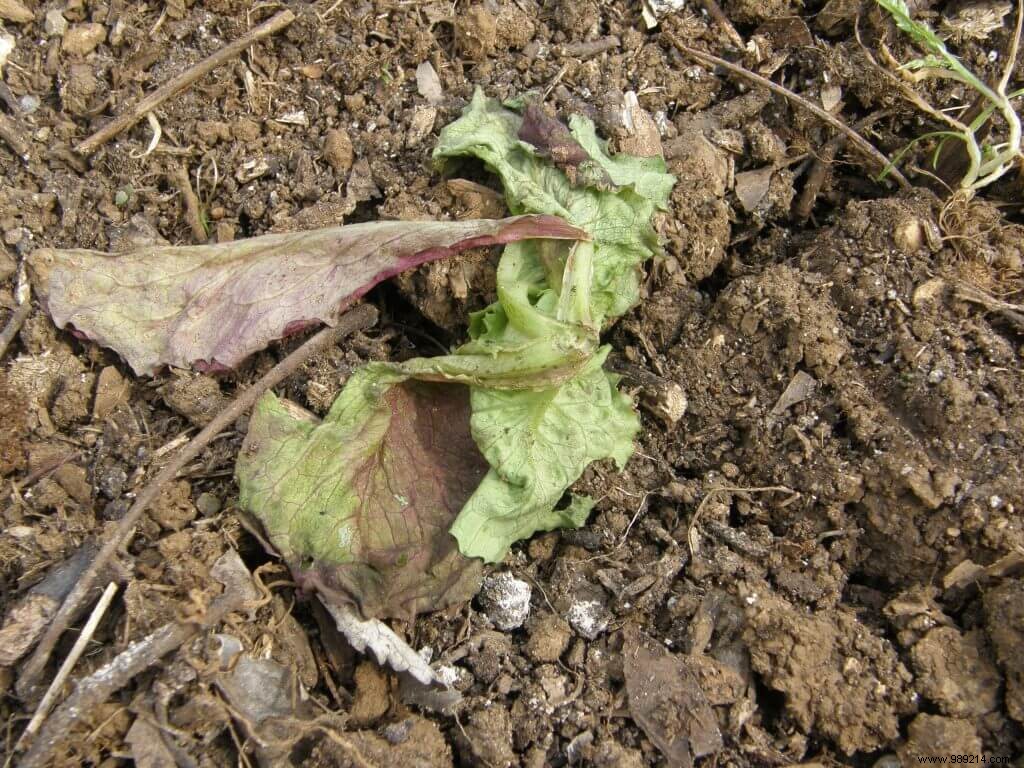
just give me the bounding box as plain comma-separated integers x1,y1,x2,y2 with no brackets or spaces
28,215,585,375
236,370,488,619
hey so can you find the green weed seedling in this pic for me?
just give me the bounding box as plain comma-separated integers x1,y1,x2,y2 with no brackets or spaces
876,0,1024,192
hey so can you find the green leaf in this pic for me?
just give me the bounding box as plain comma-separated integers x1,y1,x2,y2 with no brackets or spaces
449,349,638,562
236,369,488,619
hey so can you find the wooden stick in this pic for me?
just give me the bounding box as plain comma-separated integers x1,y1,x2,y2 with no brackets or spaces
697,0,744,49
16,304,378,698
17,582,119,750
74,10,295,156
17,553,257,768
665,33,912,190
0,265,31,360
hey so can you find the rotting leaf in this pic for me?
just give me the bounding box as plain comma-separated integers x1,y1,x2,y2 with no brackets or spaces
624,626,723,768
28,214,585,376
236,370,489,619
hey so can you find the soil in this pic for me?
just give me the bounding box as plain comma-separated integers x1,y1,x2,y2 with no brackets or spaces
1,0,1023,766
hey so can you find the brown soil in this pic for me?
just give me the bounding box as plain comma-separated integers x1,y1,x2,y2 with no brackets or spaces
1,0,1023,766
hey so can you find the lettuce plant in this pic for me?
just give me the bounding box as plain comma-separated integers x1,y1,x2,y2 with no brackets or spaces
237,93,674,615
31,93,675,617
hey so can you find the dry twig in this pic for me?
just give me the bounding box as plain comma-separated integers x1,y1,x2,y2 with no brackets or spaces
687,485,798,556
0,264,31,361
171,163,208,243
74,10,296,156
794,111,892,220
16,303,378,698
665,33,911,190
17,552,259,768
17,582,119,750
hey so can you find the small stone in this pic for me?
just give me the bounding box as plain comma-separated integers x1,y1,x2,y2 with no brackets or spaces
0,0,33,24
196,120,231,145
93,366,129,420
480,572,532,630
349,661,390,726
231,118,261,143
406,106,437,148
525,614,571,662
150,480,197,531
323,128,354,174
196,492,221,516
641,379,687,425
54,464,91,505
44,9,68,36
567,600,609,640
894,218,924,253
62,22,106,55
415,61,444,104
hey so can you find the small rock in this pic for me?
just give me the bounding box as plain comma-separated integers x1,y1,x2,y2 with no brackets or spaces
462,706,515,767
526,614,571,662
0,0,33,24
196,492,222,516
567,600,610,640
44,9,68,36
18,94,40,114
641,379,687,425
406,106,437,148
54,464,91,505
479,572,532,630
415,61,444,104
150,480,197,531
93,366,130,420
160,373,228,427
231,118,261,143
323,128,354,174
195,120,231,145
62,22,106,56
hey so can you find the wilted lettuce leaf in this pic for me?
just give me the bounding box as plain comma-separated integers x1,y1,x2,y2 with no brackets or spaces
429,92,675,561
450,349,638,562
238,93,674,610
28,214,584,375
236,368,488,619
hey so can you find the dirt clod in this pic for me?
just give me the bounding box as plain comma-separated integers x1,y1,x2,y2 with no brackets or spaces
323,128,354,175
525,614,572,663
462,705,516,767
61,22,105,55
455,6,497,61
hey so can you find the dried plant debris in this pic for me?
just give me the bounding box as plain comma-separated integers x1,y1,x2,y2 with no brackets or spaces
623,626,723,767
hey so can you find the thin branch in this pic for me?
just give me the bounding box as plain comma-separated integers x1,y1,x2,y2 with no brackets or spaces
665,33,912,190
16,303,378,698
17,582,119,749
0,264,31,361
687,485,798,556
17,552,259,768
0,113,31,161
74,9,295,156
697,0,744,49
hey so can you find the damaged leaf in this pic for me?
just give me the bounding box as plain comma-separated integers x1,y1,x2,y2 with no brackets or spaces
236,369,488,619
450,348,637,563
624,627,723,767
430,91,674,560
29,214,584,375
